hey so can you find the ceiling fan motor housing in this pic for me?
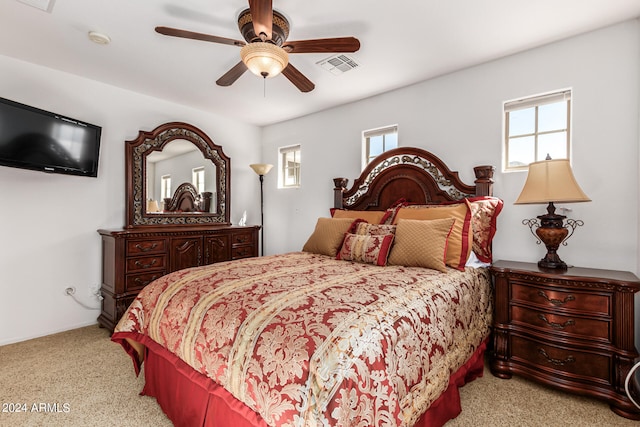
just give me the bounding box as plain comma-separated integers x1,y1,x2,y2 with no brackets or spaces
238,8,290,45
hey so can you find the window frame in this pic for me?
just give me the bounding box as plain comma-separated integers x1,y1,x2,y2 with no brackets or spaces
362,125,398,169
503,89,571,172
278,144,301,189
192,166,205,193
160,174,172,199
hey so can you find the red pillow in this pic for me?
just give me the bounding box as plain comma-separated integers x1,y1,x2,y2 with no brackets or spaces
466,196,504,263
337,233,395,266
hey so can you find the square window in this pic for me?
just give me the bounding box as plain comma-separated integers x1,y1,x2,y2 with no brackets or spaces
279,145,301,188
504,90,571,171
363,125,398,169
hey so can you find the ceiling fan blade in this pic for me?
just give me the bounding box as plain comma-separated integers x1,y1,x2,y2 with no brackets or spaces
282,64,315,93
249,0,273,41
216,61,248,86
283,37,360,54
155,26,245,47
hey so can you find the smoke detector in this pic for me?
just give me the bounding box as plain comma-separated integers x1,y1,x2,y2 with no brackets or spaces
88,31,111,45
316,54,359,75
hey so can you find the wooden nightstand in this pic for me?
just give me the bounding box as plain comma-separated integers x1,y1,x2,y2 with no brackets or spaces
490,260,640,420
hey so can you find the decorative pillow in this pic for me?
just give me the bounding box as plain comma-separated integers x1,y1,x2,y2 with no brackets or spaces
353,222,397,236
387,218,455,272
331,209,386,224
337,233,395,266
393,201,472,271
302,218,356,257
467,196,504,263
380,198,409,224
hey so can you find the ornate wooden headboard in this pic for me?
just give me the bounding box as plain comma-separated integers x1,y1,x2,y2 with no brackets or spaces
334,147,494,210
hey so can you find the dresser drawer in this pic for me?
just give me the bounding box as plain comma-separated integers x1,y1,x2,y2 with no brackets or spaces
126,255,167,273
127,239,167,256
232,245,254,260
511,305,610,342
511,335,611,384
511,282,610,316
231,230,254,246
125,271,165,292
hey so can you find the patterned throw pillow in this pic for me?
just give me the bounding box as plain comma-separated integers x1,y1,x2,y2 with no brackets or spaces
337,233,395,266
467,197,504,263
387,218,455,272
352,222,397,236
302,218,356,257
393,201,472,271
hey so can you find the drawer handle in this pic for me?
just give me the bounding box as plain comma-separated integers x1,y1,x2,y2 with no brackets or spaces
537,314,575,330
537,290,575,306
135,243,158,252
134,259,157,269
538,347,575,366
134,275,160,286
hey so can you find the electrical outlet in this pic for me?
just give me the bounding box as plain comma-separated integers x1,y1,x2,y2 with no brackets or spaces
64,286,76,296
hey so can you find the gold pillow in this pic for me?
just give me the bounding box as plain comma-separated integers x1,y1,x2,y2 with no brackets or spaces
387,218,455,272
302,217,355,257
332,209,386,224
393,201,472,271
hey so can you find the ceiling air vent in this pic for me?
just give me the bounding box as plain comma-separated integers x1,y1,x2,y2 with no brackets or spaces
316,54,359,75
16,0,55,12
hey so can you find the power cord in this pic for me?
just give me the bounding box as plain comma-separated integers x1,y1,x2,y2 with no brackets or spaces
65,287,101,311
626,360,640,409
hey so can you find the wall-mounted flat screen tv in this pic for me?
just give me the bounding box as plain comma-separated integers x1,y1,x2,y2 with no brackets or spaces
0,97,102,177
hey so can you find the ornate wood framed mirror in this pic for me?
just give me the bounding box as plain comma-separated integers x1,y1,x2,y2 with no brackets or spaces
125,122,231,227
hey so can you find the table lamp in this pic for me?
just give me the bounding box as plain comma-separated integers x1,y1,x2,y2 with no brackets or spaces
515,158,591,270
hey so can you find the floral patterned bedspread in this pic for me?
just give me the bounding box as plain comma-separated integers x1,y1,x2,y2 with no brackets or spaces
114,252,492,427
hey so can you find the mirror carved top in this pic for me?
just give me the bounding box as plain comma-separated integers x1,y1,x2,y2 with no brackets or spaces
126,122,231,228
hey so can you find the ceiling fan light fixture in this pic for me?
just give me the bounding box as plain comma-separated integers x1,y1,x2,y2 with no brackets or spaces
240,42,289,79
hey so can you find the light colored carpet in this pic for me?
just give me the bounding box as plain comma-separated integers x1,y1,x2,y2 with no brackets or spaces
0,325,637,426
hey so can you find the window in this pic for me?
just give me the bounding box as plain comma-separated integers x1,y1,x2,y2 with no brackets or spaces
363,125,398,168
504,90,571,171
161,174,171,199
279,145,301,188
192,166,205,193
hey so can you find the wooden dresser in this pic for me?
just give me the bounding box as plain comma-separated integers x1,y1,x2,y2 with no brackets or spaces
97,225,259,331
490,260,640,420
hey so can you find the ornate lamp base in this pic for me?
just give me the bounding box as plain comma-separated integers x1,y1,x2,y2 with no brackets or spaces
536,222,568,270
523,202,584,271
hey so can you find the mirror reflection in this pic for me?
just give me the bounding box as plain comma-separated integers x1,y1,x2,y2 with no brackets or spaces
145,139,217,213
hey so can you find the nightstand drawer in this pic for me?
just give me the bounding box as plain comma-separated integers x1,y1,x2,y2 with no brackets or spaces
511,305,610,341
511,335,611,384
126,255,167,273
512,282,610,316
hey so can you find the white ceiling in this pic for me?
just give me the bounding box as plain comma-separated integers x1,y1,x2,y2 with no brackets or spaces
2,0,639,127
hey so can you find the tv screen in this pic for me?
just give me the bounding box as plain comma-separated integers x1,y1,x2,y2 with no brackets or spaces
0,97,101,177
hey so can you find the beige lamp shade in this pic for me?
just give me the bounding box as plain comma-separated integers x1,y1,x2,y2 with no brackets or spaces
250,163,274,176
147,199,160,213
240,43,289,78
515,159,591,204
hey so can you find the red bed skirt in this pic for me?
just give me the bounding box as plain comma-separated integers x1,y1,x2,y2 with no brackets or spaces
114,332,487,427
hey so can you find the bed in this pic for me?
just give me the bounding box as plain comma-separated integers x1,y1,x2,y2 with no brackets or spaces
112,147,503,427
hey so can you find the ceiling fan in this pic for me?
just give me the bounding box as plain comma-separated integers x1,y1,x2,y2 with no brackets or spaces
155,0,360,93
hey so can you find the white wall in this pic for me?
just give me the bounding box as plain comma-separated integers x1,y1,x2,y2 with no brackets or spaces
0,55,262,345
262,21,640,341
